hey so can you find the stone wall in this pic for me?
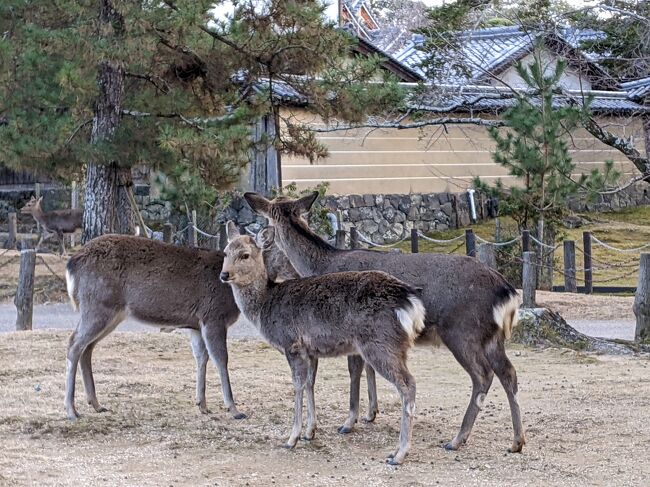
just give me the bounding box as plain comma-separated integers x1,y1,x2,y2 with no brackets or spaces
224,191,497,244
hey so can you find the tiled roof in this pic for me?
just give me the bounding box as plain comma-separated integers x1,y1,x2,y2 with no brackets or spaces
392,26,605,84
621,77,650,101
409,85,650,114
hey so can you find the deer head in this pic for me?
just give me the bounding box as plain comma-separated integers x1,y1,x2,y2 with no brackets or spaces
220,221,273,286
20,196,43,215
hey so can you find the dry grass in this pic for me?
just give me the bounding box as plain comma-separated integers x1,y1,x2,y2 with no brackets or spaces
1,331,649,486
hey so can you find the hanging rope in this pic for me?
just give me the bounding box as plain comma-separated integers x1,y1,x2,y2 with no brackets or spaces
356,230,409,248
474,234,522,247
590,235,650,253
529,234,561,250
416,232,465,244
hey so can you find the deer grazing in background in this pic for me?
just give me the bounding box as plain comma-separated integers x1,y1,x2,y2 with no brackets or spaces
221,222,425,465
20,196,82,255
245,192,525,455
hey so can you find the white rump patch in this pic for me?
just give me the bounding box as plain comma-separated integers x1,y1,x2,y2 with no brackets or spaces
65,269,78,312
395,296,426,342
492,293,520,339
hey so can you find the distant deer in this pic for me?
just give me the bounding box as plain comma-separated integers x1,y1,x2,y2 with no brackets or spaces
20,196,82,255
221,222,425,465
244,192,525,454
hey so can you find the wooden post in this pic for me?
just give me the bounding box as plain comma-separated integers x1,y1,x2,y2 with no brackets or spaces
410,228,419,254
350,227,360,249
634,253,650,340
162,223,173,244
14,249,36,331
465,229,476,257
70,181,79,248
522,251,536,307
563,240,577,293
583,231,593,294
7,212,17,250
522,230,530,252
495,217,501,243
188,210,198,247
477,243,497,270
34,183,41,234
335,229,346,249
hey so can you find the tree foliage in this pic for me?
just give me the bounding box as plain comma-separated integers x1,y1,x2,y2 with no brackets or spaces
474,52,619,230
0,0,404,189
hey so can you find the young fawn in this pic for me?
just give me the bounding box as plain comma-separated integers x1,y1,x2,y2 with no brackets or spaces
21,196,82,255
220,222,425,465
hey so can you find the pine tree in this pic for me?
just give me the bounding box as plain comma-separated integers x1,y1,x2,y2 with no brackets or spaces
0,1,402,242
475,51,618,287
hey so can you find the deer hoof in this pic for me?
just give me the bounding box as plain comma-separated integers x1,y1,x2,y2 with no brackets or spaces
282,442,296,449
443,442,459,451
337,425,353,434
363,413,377,423
232,412,247,420
508,441,525,453
386,456,402,466
67,410,81,421
95,406,109,414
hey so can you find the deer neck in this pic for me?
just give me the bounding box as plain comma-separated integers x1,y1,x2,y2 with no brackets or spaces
229,275,270,326
274,219,337,277
30,206,46,222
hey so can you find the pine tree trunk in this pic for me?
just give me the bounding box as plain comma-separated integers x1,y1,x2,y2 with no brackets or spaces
82,2,133,243
82,60,134,242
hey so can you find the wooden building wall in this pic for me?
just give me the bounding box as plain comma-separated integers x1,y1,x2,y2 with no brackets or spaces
280,108,644,195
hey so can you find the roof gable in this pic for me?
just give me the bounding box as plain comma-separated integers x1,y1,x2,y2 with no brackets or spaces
393,26,614,89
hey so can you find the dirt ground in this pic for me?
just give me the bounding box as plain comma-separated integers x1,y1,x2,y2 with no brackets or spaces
1,331,648,486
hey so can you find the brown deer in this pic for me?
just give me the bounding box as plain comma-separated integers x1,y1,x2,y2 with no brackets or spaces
244,192,525,455
221,222,425,465
63,233,298,421
20,196,82,255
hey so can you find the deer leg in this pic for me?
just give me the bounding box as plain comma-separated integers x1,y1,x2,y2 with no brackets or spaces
65,307,122,419
74,307,125,417
444,350,494,451
58,231,66,256
200,320,245,419
284,352,308,449
79,342,108,413
486,339,526,453
303,356,318,441
189,329,210,414
364,363,379,423
363,347,416,465
338,354,363,434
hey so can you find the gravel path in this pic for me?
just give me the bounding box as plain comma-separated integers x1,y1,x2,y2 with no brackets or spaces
0,303,636,340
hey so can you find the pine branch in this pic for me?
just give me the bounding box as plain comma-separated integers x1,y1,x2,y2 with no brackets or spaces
121,109,233,126
124,71,171,94
294,117,506,133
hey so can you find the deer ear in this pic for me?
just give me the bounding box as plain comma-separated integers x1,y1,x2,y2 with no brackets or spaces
295,191,319,214
226,221,240,243
37,196,43,203
244,192,270,216
256,226,275,250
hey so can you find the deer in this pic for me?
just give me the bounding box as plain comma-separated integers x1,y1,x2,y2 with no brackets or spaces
63,232,299,421
220,222,425,465
244,191,525,455
20,196,82,255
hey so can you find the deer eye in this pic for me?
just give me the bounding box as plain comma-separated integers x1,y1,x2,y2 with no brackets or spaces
240,253,250,260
